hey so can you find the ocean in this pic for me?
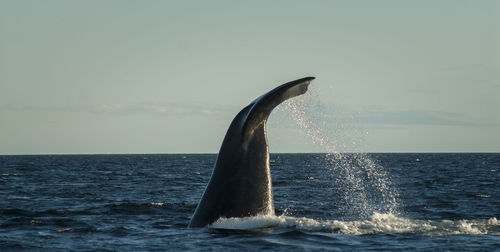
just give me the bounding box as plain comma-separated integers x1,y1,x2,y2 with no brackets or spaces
1,153,499,251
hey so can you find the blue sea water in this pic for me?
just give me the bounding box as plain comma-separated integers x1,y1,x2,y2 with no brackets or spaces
1,153,499,251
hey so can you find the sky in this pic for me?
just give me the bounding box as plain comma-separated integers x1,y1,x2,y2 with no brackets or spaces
1,0,499,154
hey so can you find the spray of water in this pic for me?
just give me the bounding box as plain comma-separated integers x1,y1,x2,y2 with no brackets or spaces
280,84,400,219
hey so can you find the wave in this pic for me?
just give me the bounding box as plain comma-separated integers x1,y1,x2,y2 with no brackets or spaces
209,213,500,235
1,201,195,216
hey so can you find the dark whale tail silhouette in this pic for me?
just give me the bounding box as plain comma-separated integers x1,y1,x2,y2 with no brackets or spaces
189,77,315,227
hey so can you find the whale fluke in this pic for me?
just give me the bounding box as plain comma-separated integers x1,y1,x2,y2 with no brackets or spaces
189,77,315,227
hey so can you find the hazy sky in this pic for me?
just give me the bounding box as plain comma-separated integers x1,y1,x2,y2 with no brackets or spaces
1,0,499,154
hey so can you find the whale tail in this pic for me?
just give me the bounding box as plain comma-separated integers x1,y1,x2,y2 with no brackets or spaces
241,77,315,142
189,77,315,228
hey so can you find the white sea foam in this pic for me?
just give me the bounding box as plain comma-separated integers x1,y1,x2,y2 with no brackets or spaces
150,202,165,206
209,213,500,235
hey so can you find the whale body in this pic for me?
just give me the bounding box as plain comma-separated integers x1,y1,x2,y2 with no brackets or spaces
189,77,315,227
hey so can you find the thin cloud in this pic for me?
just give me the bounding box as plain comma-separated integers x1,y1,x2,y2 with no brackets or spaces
358,110,475,126
95,102,232,117
0,102,233,118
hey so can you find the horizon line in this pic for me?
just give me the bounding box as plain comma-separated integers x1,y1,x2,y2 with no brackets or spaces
1,151,499,156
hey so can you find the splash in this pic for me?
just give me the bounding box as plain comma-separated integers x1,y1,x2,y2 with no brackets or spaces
280,85,400,219
209,214,500,235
